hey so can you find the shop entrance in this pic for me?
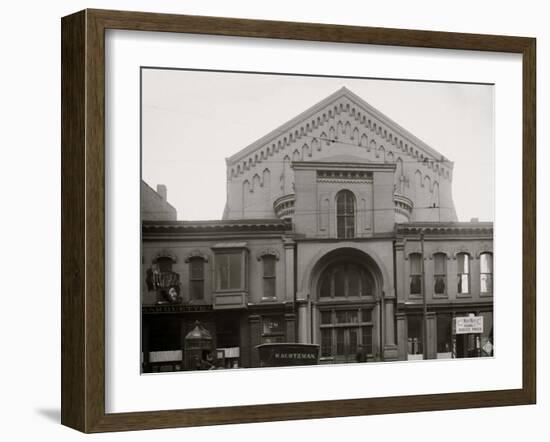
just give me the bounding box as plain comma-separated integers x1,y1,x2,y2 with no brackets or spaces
455,333,481,358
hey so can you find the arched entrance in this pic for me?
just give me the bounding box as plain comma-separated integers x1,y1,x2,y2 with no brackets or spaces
310,248,383,363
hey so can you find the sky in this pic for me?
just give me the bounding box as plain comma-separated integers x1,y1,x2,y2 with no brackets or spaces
141,68,494,222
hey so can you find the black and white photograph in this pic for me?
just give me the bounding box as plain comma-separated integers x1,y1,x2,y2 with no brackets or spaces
140,68,494,373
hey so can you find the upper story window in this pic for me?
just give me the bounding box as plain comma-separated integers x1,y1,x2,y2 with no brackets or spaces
319,261,374,299
457,252,471,294
480,252,493,294
148,253,180,304
212,242,248,292
156,256,173,273
336,190,355,239
409,253,422,295
217,253,242,290
188,257,205,301
433,253,447,295
262,255,277,299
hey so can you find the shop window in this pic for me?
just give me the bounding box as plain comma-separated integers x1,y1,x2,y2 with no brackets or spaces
480,311,494,356
336,190,355,239
433,253,447,295
319,308,373,363
262,255,276,299
318,262,374,299
407,315,423,356
457,253,471,294
188,257,205,301
409,253,422,295
262,316,285,343
436,313,452,355
480,253,493,294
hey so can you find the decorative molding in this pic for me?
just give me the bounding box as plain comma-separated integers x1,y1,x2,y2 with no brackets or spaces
317,170,373,184
184,250,210,263
153,249,177,263
256,248,281,261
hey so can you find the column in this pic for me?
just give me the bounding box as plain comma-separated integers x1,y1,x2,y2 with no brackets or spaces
297,301,309,343
283,239,295,303
396,312,407,361
426,312,437,359
248,314,261,368
284,311,296,342
383,298,398,361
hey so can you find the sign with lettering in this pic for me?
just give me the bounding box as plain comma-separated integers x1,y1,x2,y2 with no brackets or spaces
256,343,320,367
453,316,484,334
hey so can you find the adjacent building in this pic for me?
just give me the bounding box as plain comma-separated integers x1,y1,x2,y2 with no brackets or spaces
141,87,493,372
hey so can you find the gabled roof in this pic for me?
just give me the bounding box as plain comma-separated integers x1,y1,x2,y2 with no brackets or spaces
226,86,451,167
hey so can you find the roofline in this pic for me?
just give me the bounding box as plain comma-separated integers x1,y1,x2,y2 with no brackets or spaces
226,86,454,167
141,179,177,213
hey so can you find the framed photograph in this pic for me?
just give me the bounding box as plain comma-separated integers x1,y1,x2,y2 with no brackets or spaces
61,9,536,433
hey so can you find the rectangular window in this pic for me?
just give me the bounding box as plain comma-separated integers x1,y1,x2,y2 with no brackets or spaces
480,253,493,294
261,315,285,343
436,313,452,354
217,253,242,290
319,308,373,363
409,254,422,295
262,255,276,298
434,253,447,295
407,315,423,355
457,253,470,294
189,258,204,300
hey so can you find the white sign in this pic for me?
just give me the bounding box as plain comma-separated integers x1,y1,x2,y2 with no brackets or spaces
454,316,484,334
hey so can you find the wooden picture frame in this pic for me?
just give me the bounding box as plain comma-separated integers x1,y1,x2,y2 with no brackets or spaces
61,9,536,433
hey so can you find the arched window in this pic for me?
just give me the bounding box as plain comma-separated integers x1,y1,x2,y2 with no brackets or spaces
188,257,205,301
336,190,355,239
433,253,447,295
480,253,493,294
409,253,422,295
318,261,374,299
457,253,471,294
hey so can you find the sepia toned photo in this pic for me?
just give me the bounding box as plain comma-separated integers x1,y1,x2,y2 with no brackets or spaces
140,68,494,373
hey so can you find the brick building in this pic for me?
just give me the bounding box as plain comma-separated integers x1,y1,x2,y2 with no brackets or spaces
141,87,493,372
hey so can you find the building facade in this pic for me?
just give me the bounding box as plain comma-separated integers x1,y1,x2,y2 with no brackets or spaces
141,87,493,372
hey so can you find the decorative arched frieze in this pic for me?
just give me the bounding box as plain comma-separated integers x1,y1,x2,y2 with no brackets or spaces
424,175,432,192
345,121,351,135
184,250,209,263
256,249,281,261
369,139,376,152
252,174,261,191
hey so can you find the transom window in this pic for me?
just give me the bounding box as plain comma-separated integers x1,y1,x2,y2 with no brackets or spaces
457,252,471,294
336,190,355,239
480,252,493,294
318,261,374,299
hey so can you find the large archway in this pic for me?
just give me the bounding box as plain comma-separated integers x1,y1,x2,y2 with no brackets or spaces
310,248,384,363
